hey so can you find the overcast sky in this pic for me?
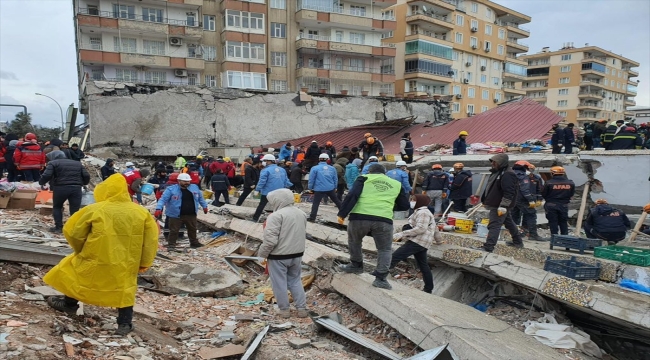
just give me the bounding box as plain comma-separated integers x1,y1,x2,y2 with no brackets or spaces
0,0,649,129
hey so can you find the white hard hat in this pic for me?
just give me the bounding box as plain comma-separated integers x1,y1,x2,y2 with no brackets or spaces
396,161,407,167
125,162,134,167
369,156,378,161
177,173,192,181
262,154,276,161
319,153,330,160
449,168,454,172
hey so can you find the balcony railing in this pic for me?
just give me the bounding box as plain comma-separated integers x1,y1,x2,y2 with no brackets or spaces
526,73,550,77
78,8,199,27
296,33,395,48
578,91,604,97
502,84,519,90
578,113,600,119
495,20,530,33
527,94,547,99
297,63,394,74
409,11,454,24
528,60,549,66
404,68,452,77
581,79,603,85
578,102,603,107
101,77,200,86
583,55,606,63
409,31,449,41
296,1,395,20
507,39,528,47
440,0,465,11
79,42,203,59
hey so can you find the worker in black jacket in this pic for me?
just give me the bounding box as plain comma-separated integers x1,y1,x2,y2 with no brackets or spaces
541,166,575,236
39,150,91,233
602,120,624,149
303,141,321,170
449,163,473,212
509,161,545,241
210,169,231,206
610,127,644,150
236,158,260,206
422,164,448,216
478,154,523,252
289,162,304,193
585,199,630,245
563,123,575,154
400,133,414,163
101,158,116,181
592,120,607,148
551,124,563,154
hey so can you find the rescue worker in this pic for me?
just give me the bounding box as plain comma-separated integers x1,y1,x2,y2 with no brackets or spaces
610,127,644,150
361,156,379,175
585,199,631,245
391,194,441,294
236,158,260,206
541,166,575,237
303,141,321,170
602,120,624,149
333,157,349,201
147,168,169,201
13,132,45,182
349,147,361,163
345,158,362,189
337,163,410,289
122,161,136,174
174,154,187,171
39,150,91,233
422,164,448,217
3,139,19,182
336,146,351,161
203,156,215,188
307,153,342,222
509,161,543,241
359,133,383,165
453,131,468,155
386,161,412,194
123,167,150,204
551,124,563,154
155,173,208,251
563,123,576,154
252,154,293,222
0,132,6,179
593,119,608,148
209,156,233,179
399,133,414,163
44,174,158,336
324,141,336,159
583,122,594,150
210,169,231,206
68,143,85,161
289,162,304,194
449,163,472,213
478,154,523,252
101,159,116,180
292,145,306,163
279,142,293,162
518,162,544,239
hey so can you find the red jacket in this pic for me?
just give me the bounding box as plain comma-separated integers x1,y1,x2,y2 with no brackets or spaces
13,142,45,170
0,143,6,163
189,171,200,185
123,170,142,196
226,162,236,178
209,160,233,177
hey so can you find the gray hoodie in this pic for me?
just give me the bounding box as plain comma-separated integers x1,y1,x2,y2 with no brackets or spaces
258,188,307,260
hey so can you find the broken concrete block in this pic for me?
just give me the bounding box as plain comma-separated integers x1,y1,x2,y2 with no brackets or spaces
150,264,245,297
114,83,126,89
20,293,45,301
288,338,311,349
188,317,220,328
27,286,62,297
198,344,246,359
233,314,254,321
311,341,330,349
218,331,235,340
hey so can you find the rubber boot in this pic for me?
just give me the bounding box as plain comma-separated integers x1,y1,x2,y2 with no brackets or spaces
529,231,549,242
339,261,364,274
371,271,392,290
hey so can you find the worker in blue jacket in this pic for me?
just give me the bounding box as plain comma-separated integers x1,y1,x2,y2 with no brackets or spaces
386,161,412,194
361,156,379,175
453,131,468,155
307,153,342,221
278,142,293,162
585,199,630,245
252,154,293,222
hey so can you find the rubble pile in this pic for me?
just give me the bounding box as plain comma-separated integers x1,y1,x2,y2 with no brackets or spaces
414,139,552,156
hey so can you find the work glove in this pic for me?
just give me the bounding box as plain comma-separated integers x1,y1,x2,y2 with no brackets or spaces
203,207,209,214
154,210,162,219
253,191,259,196
528,202,536,209
403,155,409,159
644,203,650,214
442,193,448,199
497,207,507,217
337,216,345,225
392,233,403,242
535,200,542,208
138,267,150,274
251,185,255,189
82,185,88,192
40,185,48,191
309,190,314,194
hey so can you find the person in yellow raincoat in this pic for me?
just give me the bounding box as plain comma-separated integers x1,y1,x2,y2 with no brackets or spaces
43,174,158,335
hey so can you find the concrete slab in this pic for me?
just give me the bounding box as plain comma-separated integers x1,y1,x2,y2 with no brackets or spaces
150,264,245,298
331,273,566,360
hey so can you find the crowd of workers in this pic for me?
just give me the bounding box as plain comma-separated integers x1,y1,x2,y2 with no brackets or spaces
552,120,650,152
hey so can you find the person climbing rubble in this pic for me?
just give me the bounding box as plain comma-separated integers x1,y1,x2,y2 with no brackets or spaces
123,166,150,204
257,188,309,318
359,133,383,166
541,166,575,237
361,156,379,175
307,153,342,222
43,174,158,336
584,199,631,245
386,161,412,194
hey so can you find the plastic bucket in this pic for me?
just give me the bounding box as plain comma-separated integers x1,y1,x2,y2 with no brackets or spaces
469,195,480,206
477,223,489,237
141,184,155,195
455,219,474,234
294,193,301,203
203,189,214,200
447,212,468,226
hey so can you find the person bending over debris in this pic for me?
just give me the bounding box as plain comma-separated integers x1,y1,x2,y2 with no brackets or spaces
391,194,441,294
39,150,90,233
337,163,410,290
43,174,158,336
584,199,631,245
257,188,309,318
252,154,293,222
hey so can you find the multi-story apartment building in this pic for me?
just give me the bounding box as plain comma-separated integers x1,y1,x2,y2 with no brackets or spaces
520,44,640,125
387,0,530,118
72,0,397,114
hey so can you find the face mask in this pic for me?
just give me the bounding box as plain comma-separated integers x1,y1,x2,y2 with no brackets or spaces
262,162,268,167
410,201,416,209
525,171,531,175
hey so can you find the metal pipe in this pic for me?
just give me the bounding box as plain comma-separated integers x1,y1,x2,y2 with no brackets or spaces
35,93,65,134
0,104,28,116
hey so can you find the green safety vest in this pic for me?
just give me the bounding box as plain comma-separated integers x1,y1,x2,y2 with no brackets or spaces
351,174,402,220
174,157,187,169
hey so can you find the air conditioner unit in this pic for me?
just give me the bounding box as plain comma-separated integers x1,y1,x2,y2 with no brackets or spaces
471,45,478,50
493,98,499,103
463,79,469,84
471,27,478,32
480,66,486,71
456,94,463,99
465,62,472,67
170,37,183,46
484,47,490,52
467,113,474,117
174,69,188,77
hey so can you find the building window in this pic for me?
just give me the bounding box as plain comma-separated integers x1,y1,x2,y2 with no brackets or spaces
187,13,196,26
486,8,492,19
557,111,567,117
497,45,504,55
89,37,102,50
204,15,215,31
142,8,163,23
604,79,609,85
349,5,366,16
205,75,217,87
470,37,478,47
271,52,287,67
484,41,491,51
468,87,475,98
224,71,267,90
382,10,394,20
495,92,501,101
452,103,460,113
405,40,453,60
618,70,622,77
381,31,393,39
557,100,568,107
271,80,287,91
485,24,492,35
226,11,264,31
480,74,487,84
113,37,136,53
143,40,165,55
112,4,135,19
492,61,500,70
188,73,198,85
204,46,217,61
482,89,489,99
115,68,138,82
452,51,459,61
91,69,104,81
467,104,475,114
271,23,286,38
466,71,473,82
471,19,478,30
350,58,366,71
471,3,478,13
270,0,286,9
145,71,166,84
481,105,489,112
455,32,463,44
404,59,453,76
492,76,499,85
350,32,366,45
453,85,461,95
561,54,571,61
559,77,570,84
498,28,505,39
560,66,571,72
558,88,569,95
605,67,610,74
456,15,464,26
225,41,265,61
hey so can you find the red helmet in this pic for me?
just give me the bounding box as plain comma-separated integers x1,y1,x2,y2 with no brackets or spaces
625,127,636,132
326,141,333,146
25,133,37,141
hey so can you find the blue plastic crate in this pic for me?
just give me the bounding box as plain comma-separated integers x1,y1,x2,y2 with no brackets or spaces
549,234,602,254
544,256,601,280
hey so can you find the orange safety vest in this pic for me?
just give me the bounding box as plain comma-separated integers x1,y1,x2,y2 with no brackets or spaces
240,163,246,176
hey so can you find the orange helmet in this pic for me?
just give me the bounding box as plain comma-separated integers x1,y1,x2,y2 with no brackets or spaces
366,137,375,145
364,133,372,138
550,166,565,175
432,164,443,169
514,160,530,168
326,141,333,146
527,163,536,170
595,199,608,205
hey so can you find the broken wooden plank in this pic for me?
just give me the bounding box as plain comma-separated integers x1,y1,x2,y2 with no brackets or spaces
0,239,72,265
198,344,246,359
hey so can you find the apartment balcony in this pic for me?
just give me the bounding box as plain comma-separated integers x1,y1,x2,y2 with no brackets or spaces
406,12,454,31
76,9,202,39
506,55,527,66
79,42,203,70
528,95,547,102
577,112,601,122
526,60,550,69
628,68,639,77
404,69,453,83
578,90,605,100
295,34,396,57
580,69,605,78
295,1,396,31
628,79,639,86
582,55,607,66
506,39,528,53
577,101,603,111
405,31,452,46
296,63,395,83
502,84,525,95
580,79,606,89
504,23,530,38
624,110,634,116
503,70,527,81
625,98,636,106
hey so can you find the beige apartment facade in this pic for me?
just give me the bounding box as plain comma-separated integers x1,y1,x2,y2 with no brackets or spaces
387,0,531,118
520,45,640,126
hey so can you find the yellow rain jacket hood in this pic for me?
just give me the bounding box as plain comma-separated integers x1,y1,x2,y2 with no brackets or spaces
43,174,159,308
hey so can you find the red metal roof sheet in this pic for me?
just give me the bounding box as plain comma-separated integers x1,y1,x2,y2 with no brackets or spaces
265,124,408,151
